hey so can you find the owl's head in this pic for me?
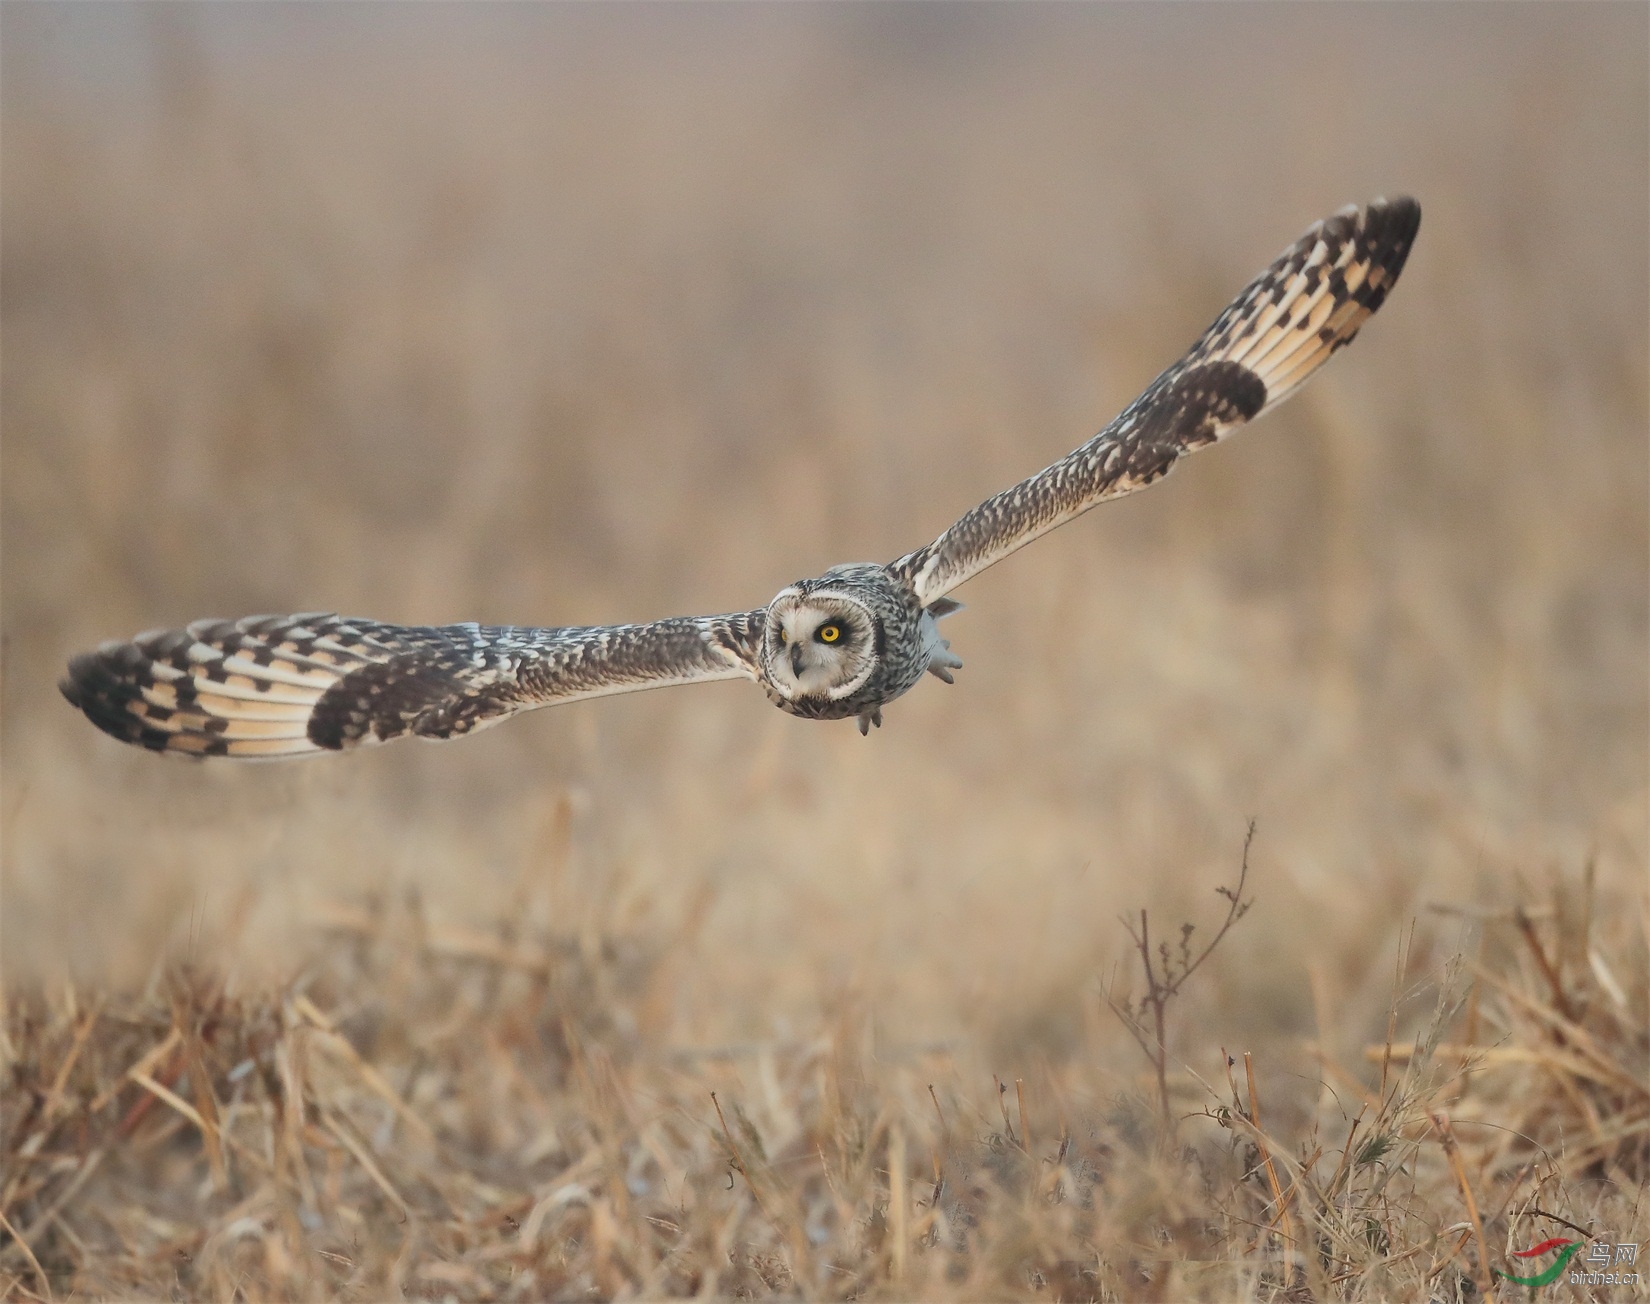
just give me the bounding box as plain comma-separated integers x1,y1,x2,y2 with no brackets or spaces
761,567,886,705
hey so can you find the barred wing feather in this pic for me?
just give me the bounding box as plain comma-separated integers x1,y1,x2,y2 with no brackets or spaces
61,611,765,759
891,197,1420,606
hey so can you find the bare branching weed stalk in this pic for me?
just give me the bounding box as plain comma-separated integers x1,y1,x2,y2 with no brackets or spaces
1103,820,1257,1137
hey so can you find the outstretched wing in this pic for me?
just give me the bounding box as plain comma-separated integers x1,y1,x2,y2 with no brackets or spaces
61,610,766,759
890,196,1421,606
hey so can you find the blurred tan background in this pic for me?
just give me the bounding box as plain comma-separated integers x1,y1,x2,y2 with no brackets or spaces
3,5,1644,1059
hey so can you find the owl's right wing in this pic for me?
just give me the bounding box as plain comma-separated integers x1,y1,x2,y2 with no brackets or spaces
890,196,1420,606
61,610,766,759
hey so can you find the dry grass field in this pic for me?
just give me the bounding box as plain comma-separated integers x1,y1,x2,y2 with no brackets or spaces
2,5,1646,1300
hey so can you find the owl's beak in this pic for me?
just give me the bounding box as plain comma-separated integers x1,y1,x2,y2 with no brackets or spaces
790,643,804,677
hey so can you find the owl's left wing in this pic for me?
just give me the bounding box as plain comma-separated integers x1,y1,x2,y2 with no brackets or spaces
890,196,1420,606
62,610,766,759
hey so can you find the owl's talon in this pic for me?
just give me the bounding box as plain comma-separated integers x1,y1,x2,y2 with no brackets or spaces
925,637,964,685
857,706,883,735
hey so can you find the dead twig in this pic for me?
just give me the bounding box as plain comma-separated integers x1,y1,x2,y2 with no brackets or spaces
1104,820,1257,1132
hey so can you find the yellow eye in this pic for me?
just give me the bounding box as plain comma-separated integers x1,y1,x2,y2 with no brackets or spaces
779,629,787,644
818,624,841,644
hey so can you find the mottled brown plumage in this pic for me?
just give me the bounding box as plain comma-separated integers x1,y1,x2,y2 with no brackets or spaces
890,196,1421,604
63,197,1419,756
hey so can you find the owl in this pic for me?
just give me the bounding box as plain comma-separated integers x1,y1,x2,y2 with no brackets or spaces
63,197,1419,757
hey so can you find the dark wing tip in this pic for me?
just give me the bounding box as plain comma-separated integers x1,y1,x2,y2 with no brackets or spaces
1338,195,1422,338
58,665,89,710
60,643,129,716
1364,195,1422,276
60,644,182,753
1368,194,1421,233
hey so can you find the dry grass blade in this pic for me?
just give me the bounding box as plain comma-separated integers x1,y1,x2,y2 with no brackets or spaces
88,1029,180,1115
1243,1052,1295,1255
128,1071,208,1136
320,1113,412,1221
302,1021,437,1147
16,1150,105,1248
1431,1111,1492,1299
887,1123,907,1283
0,869,1642,1299
0,1210,52,1304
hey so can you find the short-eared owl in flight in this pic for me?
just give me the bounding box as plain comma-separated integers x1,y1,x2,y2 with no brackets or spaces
64,198,1419,757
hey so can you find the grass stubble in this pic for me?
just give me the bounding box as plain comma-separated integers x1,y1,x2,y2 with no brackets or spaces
2,837,1645,1300
3,8,1647,1300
